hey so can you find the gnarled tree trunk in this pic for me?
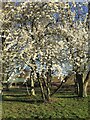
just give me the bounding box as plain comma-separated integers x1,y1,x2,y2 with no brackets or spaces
83,81,88,97
83,71,90,97
76,71,90,97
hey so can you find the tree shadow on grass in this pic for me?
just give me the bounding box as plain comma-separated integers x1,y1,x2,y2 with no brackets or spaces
2,118,39,120
52,91,78,98
58,95,78,98
2,94,44,104
2,117,82,120
3,94,28,97
2,97,44,104
2,93,79,103
2,118,44,120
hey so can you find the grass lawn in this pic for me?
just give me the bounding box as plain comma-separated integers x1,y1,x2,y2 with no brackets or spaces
2,86,90,120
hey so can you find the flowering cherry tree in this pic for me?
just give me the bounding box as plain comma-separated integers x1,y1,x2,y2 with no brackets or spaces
0,2,89,100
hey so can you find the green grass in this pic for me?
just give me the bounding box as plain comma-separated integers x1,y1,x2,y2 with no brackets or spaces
2,87,90,120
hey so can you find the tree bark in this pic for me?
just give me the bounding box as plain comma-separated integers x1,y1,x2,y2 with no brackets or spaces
76,71,90,97
74,80,79,94
83,71,90,97
43,78,51,101
40,71,51,101
76,73,83,97
30,71,36,96
50,75,70,96
37,73,46,101
83,81,88,97
44,72,51,101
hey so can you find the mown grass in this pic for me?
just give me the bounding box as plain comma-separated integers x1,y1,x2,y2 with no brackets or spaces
2,86,90,120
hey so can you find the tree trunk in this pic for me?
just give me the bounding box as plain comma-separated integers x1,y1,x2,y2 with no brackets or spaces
83,81,88,97
76,73,83,97
44,72,51,101
48,68,52,87
30,72,36,96
74,80,79,95
83,71,90,97
37,73,46,101
76,71,90,97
